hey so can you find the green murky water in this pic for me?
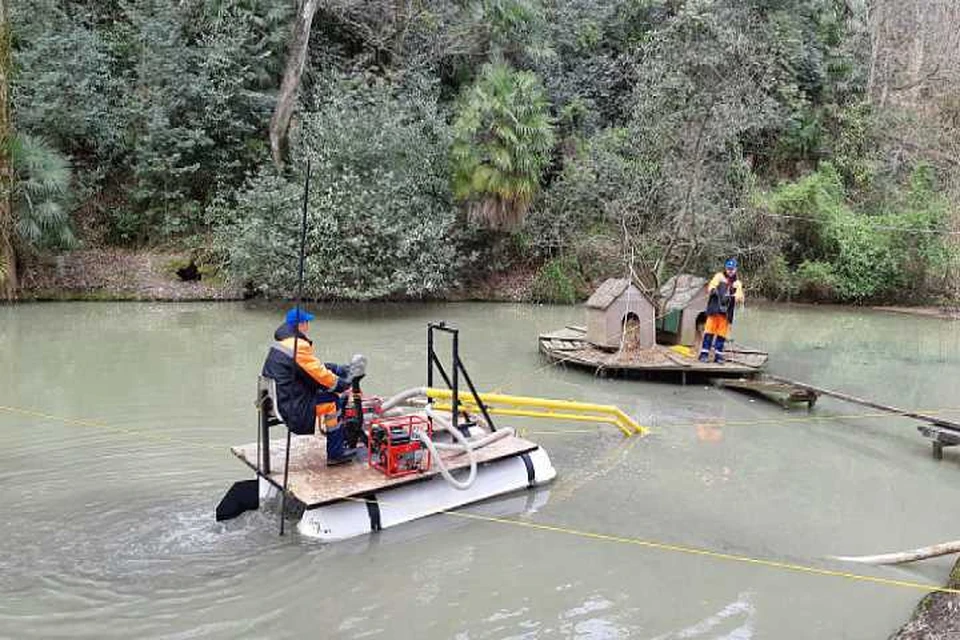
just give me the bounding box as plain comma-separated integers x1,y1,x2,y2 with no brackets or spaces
1,301,958,638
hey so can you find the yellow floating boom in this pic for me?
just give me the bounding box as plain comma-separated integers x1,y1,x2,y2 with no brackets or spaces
425,388,646,437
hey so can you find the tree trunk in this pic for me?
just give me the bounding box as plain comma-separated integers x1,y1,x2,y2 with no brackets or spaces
269,0,321,168
866,2,882,100
831,540,960,565
906,0,926,106
0,0,15,301
890,555,960,639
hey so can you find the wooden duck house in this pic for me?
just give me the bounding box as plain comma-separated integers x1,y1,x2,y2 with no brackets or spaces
585,278,656,350
658,274,709,347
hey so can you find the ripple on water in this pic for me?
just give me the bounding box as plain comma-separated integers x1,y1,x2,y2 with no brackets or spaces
0,489,307,638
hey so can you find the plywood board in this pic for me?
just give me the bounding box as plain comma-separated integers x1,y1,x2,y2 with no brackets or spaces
232,434,540,507
539,326,588,341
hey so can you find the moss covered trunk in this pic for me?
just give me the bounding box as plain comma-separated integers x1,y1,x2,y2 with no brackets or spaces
0,0,15,300
889,556,960,639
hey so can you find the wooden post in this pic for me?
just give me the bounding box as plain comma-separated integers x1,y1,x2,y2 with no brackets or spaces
0,0,15,301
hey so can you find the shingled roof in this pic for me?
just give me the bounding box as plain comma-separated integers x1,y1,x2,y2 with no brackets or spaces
586,278,632,310
660,274,708,310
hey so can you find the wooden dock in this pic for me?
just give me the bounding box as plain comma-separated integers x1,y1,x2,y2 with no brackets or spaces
713,377,819,409
539,326,768,379
232,434,540,508
714,373,960,459
762,374,960,459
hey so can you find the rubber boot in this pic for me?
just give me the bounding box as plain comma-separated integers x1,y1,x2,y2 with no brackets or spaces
325,425,357,466
714,336,726,364
698,333,714,362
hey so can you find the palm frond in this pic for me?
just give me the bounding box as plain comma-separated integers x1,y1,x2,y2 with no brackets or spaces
11,134,75,250
451,62,555,230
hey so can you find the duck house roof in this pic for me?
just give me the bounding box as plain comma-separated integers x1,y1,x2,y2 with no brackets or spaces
585,278,634,310
660,274,708,311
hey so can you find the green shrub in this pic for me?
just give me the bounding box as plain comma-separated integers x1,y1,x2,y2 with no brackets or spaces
530,255,586,304
10,134,75,251
752,255,796,301
12,0,290,243
216,75,462,300
759,162,954,303
794,260,837,302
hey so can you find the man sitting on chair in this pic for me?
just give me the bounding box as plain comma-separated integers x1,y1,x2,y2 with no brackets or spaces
261,308,363,465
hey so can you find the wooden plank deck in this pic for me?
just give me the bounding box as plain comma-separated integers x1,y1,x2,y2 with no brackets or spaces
538,326,767,376
232,434,540,508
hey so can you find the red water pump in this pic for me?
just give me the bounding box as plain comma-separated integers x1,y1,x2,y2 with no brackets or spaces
342,373,382,449
368,415,432,478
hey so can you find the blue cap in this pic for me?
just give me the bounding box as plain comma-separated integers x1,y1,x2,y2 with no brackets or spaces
725,258,738,270
285,308,315,326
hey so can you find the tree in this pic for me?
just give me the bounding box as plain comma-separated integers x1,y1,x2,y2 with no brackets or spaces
270,0,321,167
451,62,554,230
448,0,552,66
222,75,462,299
0,0,13,299
866,0,960,110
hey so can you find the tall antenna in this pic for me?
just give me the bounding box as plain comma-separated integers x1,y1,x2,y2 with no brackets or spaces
280,158,311,536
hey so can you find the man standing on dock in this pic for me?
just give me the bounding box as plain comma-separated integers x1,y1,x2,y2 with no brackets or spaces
262,308,360,465
699,258,744,363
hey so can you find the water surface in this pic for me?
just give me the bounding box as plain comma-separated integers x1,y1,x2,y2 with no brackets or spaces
1,301,959,639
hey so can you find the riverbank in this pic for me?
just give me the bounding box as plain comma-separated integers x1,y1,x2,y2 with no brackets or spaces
890,556,960,639
17,249,244,301
14,248,960,318
15,247,541,303
873,305,960,321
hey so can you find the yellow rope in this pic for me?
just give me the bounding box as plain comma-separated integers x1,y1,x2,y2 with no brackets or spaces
338,491,959,596
0,404,222,451
5,401,960,597
442,511,960,596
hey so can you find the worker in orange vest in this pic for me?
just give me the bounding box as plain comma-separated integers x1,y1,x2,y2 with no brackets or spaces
699,258,744,363
261,308,363,465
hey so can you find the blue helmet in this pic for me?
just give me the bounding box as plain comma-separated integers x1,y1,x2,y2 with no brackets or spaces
725,258,738,271
285,307,315,326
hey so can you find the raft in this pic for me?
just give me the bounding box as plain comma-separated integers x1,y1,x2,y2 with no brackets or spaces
215,322,649,539
230,426,555,541
539,325,768,379
712,377,818,409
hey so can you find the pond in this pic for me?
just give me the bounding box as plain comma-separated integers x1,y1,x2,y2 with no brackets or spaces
1,301,958,638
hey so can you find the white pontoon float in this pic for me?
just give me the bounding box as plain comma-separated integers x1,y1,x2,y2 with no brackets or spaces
216,322,644,541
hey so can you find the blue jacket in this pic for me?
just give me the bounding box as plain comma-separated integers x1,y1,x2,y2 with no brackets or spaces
261,323,349,435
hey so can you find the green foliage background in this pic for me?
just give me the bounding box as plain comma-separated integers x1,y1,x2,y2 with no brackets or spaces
217,76,462,300
8,0,960,302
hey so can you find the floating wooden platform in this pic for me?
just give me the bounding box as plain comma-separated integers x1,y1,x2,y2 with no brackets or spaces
539,326,768,378
232,433,540,508
713,377,818,409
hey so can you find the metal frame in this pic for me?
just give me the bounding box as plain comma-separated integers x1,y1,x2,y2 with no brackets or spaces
427,322,497,433
256,376,286,476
